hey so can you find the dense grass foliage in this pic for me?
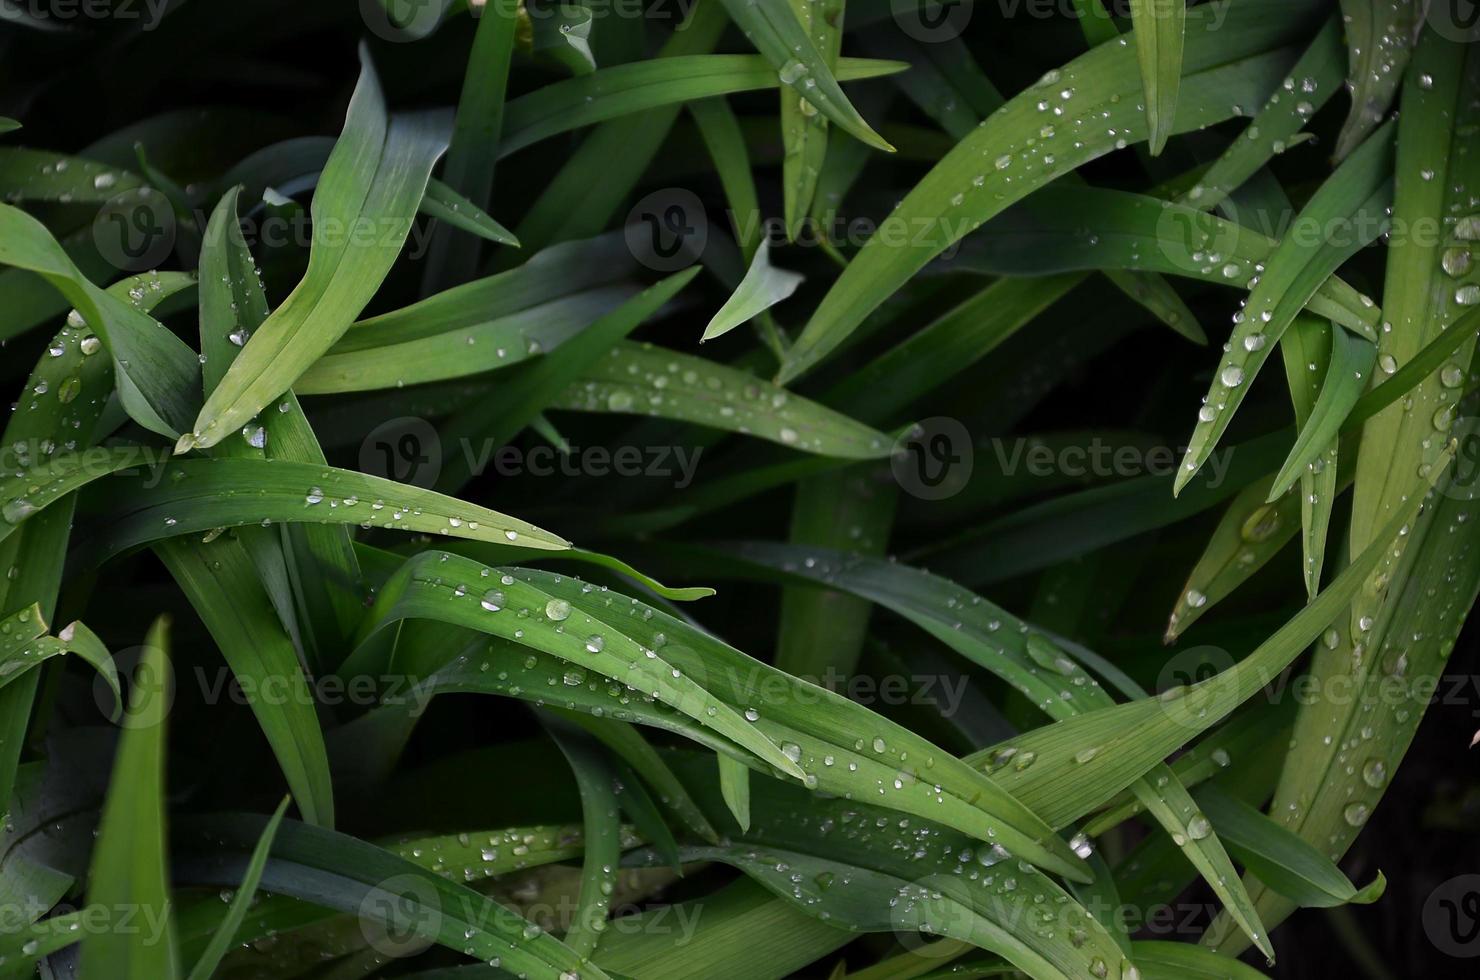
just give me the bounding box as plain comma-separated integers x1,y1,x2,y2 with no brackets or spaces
0,0,1477,977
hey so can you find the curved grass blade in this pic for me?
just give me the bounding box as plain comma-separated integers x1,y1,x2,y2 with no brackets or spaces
702,240,804,341
183,797,289,980
0,204,200,437
0,615,120,709
717,752,752,832
155,535,335,827
776,465,896,677
421,177,519,247
780,0,844,232
554,341,893,458
180,47,452,451
716,0,890,151
1175,118,1396,493
175,812,610,979
1210,33,1480,952
1333,0,1422,161
1130,941,1270,979
779,0,1329,383
1163,475,1301,642
433,268,702,491
298,284,639,393
75,457,570,563
1130,0,1186,155
1268,324,1375,499
79,617,177,980
1196,784,1385,909
702,542,1273,956
352,550,810,784
500,54,904,160
422,0,517,292
1179,16,1344,211
944,185,1380,337
503,565,1089,879
652,754,1126,980
0,271,185,818
510,1,728,255
541,716,623,957
973,466,1447,831
1280,313,1340,598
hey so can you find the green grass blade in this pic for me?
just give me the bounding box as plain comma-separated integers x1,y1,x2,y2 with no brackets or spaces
79,617,178,980
1210,32,1480,952
420,177,519,248
541,716,623,957
701,241,804,341
1268,324,1376,500
1180,16,1344,211
183,797,289,980
1196,784,1385,909
433,268,702,490
779,0,1328,382
499,54,904,160
180,47,451,451
0,203,200,436
175,812,610,978
421,0,518,291
716,0,890,150
76,456,570,562
780,0,843,232
1281,313,1341,598
1333,0,1423,161
553,341,893,458
155,535,335,827
717,751,752,831
1130,0,1186,155
1175,119,1396,493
